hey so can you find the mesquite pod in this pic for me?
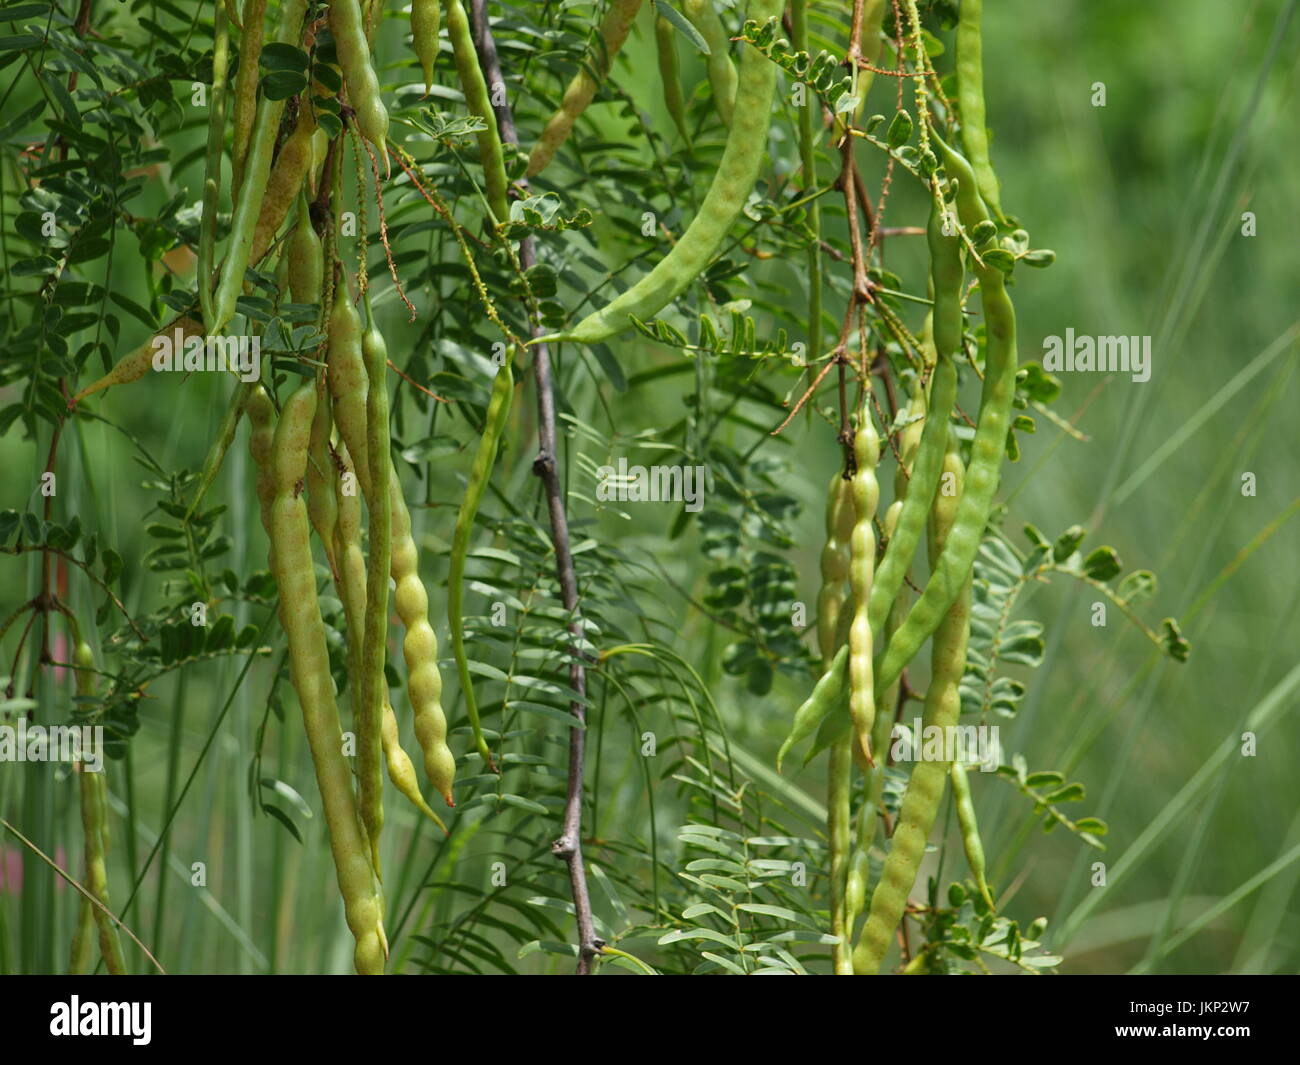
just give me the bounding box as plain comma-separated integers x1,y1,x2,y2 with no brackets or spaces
951,760,996,909
249,110,316,266
72,641,125,975
331,0,389,152
847,411,881,764
268,382,386,975
448,348,516,771
683,0,738,127
332,440,448,827
854,433,970,974
358,324,391,875
444,0,508,221
327,296,456,803
872,135,1017,701
286,196,324,309
231,0,269,196
527,0,644,177
816,472,856,664
71,315,203,405
411,0,441,94
654,14,690,144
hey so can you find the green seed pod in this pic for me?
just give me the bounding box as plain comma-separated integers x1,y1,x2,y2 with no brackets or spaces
683,0,739,128
847,410,881,763
358,324,391,876
527,0,644,177
331,0,389,151
955,0,1003,219
854,434,970,975
411,0,441,94
287,196,324,310
71,641,126,976
951,761,996,909
872,135,1017,702
332,438,448,828
654,14,690,145
538,0,782,346
269,382,386,974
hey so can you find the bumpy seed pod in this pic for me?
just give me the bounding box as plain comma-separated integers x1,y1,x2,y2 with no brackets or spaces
331,439,447,827
71,641,126,976
847,411,881,764
357,324,391,876
268,382,386,975
328,299,455,803
816,472,856,666
287,196,324,309
872,135,1017,701
683,0,738,127
249,110,316,266
71,315,203,405
389,466,457,805
526,0,644,177
951,761,996,909
411,0,440,94
854,433,970,975
330,0,389,152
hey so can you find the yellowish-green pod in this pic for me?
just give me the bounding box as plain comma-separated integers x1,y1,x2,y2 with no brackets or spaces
388,461,457,806
654,14,690,144
332,440,447,829
327,298,456,805
246,384,278,569
212,0,310,335
411,0,440,94
527,0,644,177
814,468,858,975
231,0,269,197
951,761,995,909
847,411,881,764
445,0,508,221
306,379,338,575
268,382,386,975
287,197,324,310
250,111,316,266
331,0,389,151
854,434,969,975
358,325,391,877
72,641,126,975
683,0,738,127
71,315,202,405
327,294,371,497
816,473,856,664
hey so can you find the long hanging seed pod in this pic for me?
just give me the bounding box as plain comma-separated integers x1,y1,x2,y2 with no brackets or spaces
70,641,125,975
264,382,387,975
853,432,970,974
527,0,644,177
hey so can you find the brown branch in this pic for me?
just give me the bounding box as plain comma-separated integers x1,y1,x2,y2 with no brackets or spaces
469,0,600,975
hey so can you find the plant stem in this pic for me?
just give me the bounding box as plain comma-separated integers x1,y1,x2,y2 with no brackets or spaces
470,0,600,974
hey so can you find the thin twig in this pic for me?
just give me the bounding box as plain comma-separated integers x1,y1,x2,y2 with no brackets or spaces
469,0,600,975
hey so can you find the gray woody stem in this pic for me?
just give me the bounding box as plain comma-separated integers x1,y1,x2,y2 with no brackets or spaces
469,0,600,975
